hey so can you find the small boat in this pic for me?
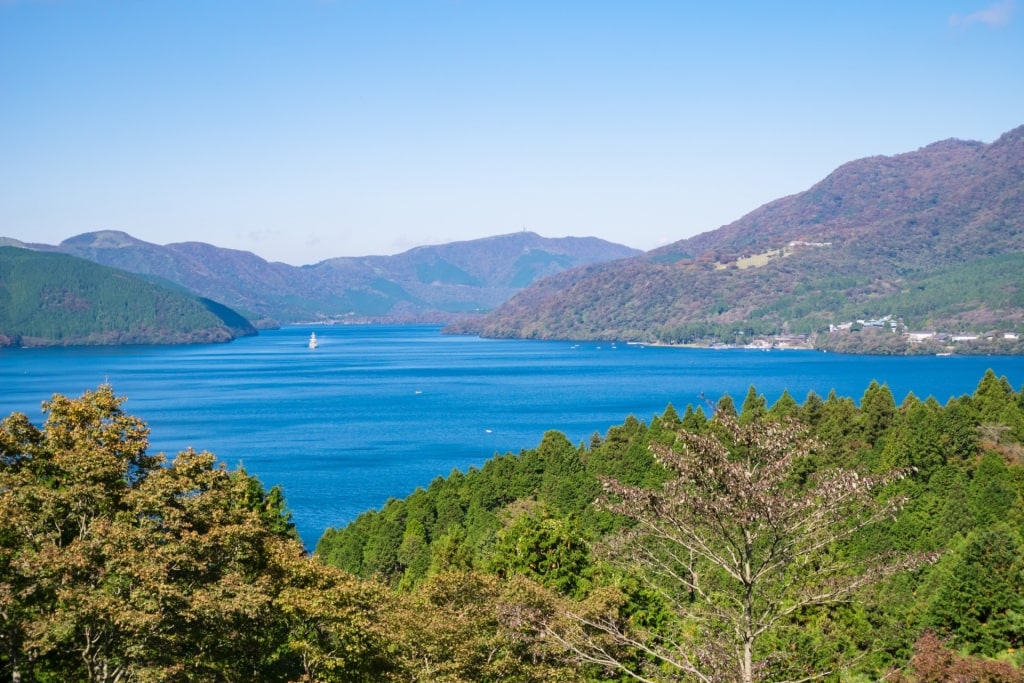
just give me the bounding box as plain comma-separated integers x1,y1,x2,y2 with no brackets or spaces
308,332,318,349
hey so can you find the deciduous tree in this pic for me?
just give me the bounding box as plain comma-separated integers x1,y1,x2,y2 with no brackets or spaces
546,414,932,683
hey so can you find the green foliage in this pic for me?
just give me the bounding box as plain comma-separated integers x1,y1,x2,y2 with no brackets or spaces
927,525,1024,656
0,386,392,682
767,389,799,420
12,375,1023,681
0,246,255,346
488,510,592,597
316,409,674,591
738,385,767,424
860,380,897,448
415,258,482,286
315,372,1024,681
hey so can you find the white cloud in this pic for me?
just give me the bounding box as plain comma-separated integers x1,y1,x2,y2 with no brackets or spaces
950,0,1016,27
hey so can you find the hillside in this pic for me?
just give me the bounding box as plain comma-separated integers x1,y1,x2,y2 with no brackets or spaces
454,125,1024,353
0,247,256,347
11,231,640,325
6,377,1024,681
315,371,1024,680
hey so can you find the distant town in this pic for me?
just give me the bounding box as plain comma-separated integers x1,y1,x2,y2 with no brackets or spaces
734,314,1021,354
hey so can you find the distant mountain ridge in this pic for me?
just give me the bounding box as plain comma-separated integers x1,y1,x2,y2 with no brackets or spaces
7,231,640,325
454,125,1024,352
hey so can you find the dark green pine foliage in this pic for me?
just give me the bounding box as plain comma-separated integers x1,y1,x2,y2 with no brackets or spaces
316,407,672,590
585,415,661,488
799,389,825,426
860,380,897,449
903,399,948,481
360,499,406,577
942,399,981,468
536,431,597,517
972,370,1017,424
680,403,709,432
969,452,1019,527
927,525,1024,656
815,390,862,466
768,389,799,420
738,385,768,425
716,392,738,418
312,374,1024,675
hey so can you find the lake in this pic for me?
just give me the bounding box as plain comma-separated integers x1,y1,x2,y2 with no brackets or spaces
3,325,1024,548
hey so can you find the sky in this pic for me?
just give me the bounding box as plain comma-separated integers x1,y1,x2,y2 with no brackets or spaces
1,1,1021,266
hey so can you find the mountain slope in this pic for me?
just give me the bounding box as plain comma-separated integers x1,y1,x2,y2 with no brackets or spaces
306,232,640,318
40,231,639,324
457,125,1024,349
0,247,257,347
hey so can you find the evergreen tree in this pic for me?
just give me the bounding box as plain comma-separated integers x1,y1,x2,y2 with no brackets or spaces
860,380,897,447
968,452,1019,527
972,369,1016,424
800,390,825,426
738,385,768,425
927,525,1024,656
767,388,799,420
680,403,708,432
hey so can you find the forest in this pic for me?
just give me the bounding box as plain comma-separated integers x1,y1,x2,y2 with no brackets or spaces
0,247,256,347
3,372,1024,682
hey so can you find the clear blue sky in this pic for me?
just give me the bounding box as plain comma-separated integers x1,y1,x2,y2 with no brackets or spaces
2,1,1021,265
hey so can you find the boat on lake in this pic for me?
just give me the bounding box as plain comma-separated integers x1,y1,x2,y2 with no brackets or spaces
308,332,318,349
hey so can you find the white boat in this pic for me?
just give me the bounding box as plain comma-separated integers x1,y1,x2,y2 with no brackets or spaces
308,332,318,349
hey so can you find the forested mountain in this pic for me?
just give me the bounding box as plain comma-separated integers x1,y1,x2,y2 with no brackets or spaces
5,230,639,325
455,125,1024,352
0,247,256,347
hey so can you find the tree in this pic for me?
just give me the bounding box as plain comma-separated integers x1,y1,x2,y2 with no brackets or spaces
716,393,738,418
972,370,1015,424
681,404,708,432
767,390,799,421
927,525,1024,656
890,630,1024,683
275,546,393,683
860,380,896,448
738,386,767,425
545,414,931,683
1,386,387,682
0,385,157,682
387,571,581,682
799,390,824,427
488,509,592,597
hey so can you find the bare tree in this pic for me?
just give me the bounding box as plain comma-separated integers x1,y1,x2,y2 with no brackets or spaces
544,415,934,683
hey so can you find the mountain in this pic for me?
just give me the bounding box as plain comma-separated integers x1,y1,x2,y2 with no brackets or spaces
454,125,1024,353
0,247,257,347
24,231,640,325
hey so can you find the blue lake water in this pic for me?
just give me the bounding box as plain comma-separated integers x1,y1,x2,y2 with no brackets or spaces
3,325,1024,548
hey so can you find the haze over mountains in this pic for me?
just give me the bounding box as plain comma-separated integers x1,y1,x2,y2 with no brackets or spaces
1,231,640,327
3,124,1023,353
453,124,1024,352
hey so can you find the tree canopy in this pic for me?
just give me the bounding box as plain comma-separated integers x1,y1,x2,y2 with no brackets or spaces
4,373,1024,682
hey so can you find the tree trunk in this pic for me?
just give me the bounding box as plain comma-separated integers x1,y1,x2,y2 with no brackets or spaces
743,638,754,683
